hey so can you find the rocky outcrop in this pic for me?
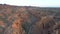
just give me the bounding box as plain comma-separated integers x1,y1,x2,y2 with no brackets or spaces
0,4,60,34
28,16,56,34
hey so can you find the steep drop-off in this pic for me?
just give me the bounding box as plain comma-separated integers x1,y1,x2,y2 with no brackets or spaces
0,4,60,34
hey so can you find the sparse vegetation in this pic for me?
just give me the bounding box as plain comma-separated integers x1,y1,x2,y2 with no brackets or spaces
0,4,60,34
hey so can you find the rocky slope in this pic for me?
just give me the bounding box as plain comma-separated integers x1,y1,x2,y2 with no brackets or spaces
0,4,60,34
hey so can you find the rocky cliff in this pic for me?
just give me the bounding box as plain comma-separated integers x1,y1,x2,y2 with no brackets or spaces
0,4,60,34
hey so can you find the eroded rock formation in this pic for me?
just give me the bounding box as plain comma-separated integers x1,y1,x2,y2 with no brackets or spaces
0,4,60,34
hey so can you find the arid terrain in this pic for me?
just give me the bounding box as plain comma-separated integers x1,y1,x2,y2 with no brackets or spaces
0,4,60,34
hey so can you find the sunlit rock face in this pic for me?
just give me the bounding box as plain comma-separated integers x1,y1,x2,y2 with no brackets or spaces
0,4,60,34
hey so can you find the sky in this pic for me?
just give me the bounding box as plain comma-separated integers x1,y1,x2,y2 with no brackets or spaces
0,0,60,7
